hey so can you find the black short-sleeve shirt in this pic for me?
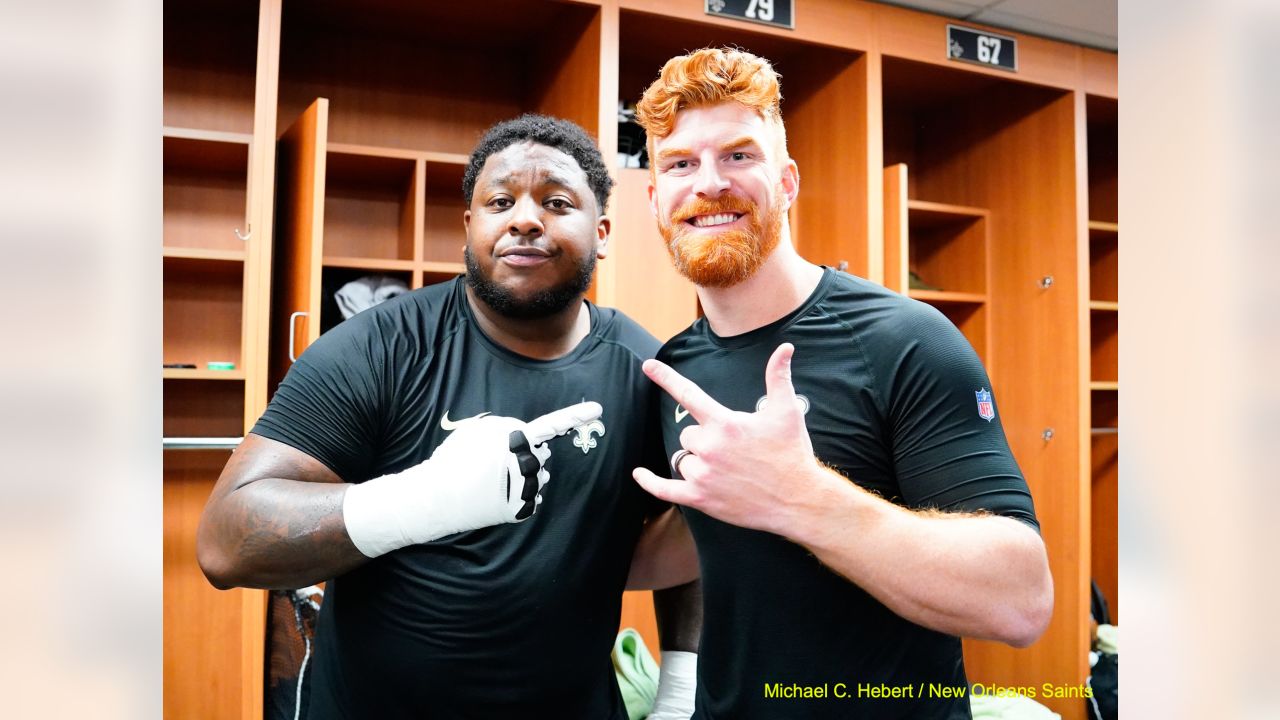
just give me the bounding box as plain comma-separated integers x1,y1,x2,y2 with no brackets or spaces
252,277,664,719
657,268,1038,720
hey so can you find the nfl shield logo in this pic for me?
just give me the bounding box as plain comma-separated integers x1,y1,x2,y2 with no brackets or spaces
975,389,995,422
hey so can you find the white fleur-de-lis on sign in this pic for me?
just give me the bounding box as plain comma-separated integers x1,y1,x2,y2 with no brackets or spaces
572,419,606,455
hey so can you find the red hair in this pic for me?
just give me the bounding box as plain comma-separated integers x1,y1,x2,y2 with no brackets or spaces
636,47,787,157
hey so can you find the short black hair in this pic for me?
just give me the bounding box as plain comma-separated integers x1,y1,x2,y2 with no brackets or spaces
462,114,614,213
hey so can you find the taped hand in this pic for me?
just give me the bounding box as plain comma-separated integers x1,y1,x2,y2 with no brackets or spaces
344,401,602,557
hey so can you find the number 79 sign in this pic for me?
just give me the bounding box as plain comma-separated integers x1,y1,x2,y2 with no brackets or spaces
706,0,795,31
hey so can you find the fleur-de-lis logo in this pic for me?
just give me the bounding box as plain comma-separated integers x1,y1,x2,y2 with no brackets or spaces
949,39,965,58
572,419,606,455
708,0,726,12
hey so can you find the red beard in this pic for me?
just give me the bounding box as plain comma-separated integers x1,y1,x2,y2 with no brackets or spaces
659,191,785,288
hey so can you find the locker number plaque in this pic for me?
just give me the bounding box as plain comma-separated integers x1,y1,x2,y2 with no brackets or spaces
947,25,1018,72
706,0,794,31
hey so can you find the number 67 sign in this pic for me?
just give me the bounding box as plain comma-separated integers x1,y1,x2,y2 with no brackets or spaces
947,25,1019,72
706,0,795,31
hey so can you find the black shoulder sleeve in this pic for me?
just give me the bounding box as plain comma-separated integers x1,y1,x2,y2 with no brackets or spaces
877,302,1039,531
250,311,395,482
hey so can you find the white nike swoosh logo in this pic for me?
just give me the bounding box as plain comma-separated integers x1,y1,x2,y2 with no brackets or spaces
440,411,490,432
674,405,690,423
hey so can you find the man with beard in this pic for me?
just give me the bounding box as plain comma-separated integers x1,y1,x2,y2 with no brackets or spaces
629,49,1054,719
197,115,699,719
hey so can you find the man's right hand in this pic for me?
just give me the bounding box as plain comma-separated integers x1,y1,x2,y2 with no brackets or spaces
343,401,602,558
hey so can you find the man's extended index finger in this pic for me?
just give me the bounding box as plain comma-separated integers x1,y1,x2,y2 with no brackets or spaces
523,401,602,444
642,359,728,425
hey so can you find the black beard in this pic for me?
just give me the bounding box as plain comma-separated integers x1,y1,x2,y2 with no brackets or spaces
464,247,596,319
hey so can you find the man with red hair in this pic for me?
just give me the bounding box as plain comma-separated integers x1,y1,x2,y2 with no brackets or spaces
631,48,1054,719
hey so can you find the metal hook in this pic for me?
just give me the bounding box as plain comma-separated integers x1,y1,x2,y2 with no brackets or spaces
1039,275,1054,290
1041,427,1055,443
234,224,252,242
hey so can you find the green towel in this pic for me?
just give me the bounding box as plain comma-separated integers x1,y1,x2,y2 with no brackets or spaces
612,628,660,720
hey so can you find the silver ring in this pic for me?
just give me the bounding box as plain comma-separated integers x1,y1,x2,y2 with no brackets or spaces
670,449,693,476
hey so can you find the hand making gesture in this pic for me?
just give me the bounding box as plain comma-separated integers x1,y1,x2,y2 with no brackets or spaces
633,343,834,535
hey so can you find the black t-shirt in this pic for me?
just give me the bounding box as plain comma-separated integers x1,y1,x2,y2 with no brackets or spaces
657,268,1039,720
252,277,664,719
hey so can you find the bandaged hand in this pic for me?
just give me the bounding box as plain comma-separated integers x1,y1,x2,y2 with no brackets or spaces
343,402,602,557
649,651,697,719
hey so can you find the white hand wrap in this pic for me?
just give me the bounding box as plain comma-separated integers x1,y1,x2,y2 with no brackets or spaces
649,651,697,720
342,402,602,558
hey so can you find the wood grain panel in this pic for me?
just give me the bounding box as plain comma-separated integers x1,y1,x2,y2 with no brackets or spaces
1081,48,1118,99
423,160,468,264
1086,96,1118,223
883,164,908,292
244,0,285,435
532,7,602,136
910,214,987,296
163,136,251,252
1090,310,1118,383
164,449,244,720
163,0,260,133
1089,233,1118,302
606,169,698,341
1090,432,1119,622
163,256,244,367
163,380,245,439
322,151,417,261
270,99,328,393
322,180,412,258
277,1,598,153
409,159,425,265
786,51,870,277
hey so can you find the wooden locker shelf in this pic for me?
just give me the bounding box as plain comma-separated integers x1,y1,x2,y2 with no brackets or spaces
323,148,419,262
163,378,247,438
884,164,992,364
907,199,989,223
1090,301,1118,383
322,256,417,272
908,290,988,304
163,254,245,370
1089,227,1118,303
163,247,248,263
163,368,248,381
164,126,255,145
163,132,252,253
